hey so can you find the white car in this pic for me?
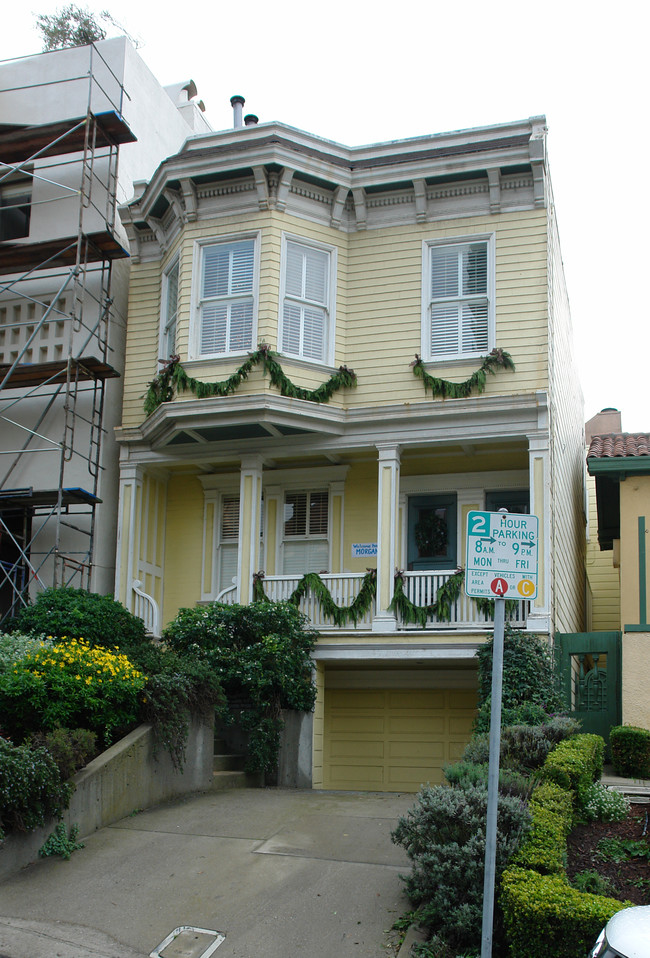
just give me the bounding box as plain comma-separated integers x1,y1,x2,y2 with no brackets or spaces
589,906,650,958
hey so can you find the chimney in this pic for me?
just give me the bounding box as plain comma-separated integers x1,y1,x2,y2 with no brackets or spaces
244,113,259,127
230,95,245,128
585,407,622,444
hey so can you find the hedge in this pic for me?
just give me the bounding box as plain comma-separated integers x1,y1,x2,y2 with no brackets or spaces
512,782,573,875
540,733,604,799
610,725,650,779
501,868,628,958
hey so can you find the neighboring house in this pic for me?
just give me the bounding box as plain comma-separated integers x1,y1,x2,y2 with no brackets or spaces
114,106,586,791
0,38,210,619
585,408,650,733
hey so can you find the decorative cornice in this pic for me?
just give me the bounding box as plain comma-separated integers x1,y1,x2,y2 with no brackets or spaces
289,182,332,206
195,180,256,199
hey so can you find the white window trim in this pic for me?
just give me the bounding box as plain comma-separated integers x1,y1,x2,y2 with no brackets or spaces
420,233,495,363
278,232,337,367
159,253,180,360
189,231,260,360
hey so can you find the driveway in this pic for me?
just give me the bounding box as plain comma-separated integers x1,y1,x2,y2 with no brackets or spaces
0,788,414,958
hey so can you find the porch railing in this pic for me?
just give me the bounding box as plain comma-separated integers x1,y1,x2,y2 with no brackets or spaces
260,573,375,630
399,571,527,630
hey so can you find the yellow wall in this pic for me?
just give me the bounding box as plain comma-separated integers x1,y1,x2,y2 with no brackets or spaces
585,476,620,630
162,474,204,624
620,476,650,629
121,208,550,429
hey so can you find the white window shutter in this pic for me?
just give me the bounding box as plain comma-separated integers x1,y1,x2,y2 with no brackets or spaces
199,240,255,355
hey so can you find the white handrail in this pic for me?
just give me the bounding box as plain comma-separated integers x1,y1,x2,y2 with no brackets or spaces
132,579,161,638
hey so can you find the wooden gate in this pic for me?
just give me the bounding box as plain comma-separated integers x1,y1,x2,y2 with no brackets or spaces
555,631,622,749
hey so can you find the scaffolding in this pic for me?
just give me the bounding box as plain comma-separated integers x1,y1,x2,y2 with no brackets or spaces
0,45,134,623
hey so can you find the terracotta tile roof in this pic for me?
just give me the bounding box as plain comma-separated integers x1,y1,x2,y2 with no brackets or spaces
587,433,650,459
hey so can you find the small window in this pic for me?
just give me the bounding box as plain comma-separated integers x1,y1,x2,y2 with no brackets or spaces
424,238,492,360
282,490,329,574
0,182,31,242
280,238,334,364
485,490,529,514
161,257,179,358
195,238,256,356
217,494,263,595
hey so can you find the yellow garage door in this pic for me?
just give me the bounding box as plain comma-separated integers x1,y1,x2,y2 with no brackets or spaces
323,688,476,792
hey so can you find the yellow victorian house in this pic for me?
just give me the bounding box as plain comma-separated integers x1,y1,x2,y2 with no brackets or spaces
114,105,585,791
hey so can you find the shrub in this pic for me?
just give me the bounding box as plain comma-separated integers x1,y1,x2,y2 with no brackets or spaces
391,783,530,952
0,637,146,747
610,725,650,778
475,626,564,732
0,632,53,670
513,783,573,875
9,587,147,652
164,602,317,773
581,782,630,823
28,728,97,780
571,870,619,898
541,733,605,800
444,761,535,801
39,822,84,860
0,737,72,839
500,867,628,958
461,718,580,772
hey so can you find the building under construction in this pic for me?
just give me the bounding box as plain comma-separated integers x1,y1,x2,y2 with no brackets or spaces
0,38,209,623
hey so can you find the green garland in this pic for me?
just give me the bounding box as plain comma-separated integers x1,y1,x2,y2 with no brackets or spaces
144,344,357,417
252,570,377,627
388,569,518,627
411,348,515,399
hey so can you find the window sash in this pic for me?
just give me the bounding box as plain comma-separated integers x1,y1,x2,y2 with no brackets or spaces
199,240,255,355
428,241,490,359
281,241,330,362
162,259,179,358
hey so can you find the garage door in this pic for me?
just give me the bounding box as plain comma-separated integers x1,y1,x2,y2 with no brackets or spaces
323,688,476,792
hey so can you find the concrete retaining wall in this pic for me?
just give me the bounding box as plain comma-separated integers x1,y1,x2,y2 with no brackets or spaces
0,718,214,882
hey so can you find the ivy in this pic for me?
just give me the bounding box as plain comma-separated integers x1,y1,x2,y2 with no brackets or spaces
253,570,377,627
411,348,515,399
143,344,357,417
388,570,517,627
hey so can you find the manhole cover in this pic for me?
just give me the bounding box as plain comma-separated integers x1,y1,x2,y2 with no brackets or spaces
150,926,225,958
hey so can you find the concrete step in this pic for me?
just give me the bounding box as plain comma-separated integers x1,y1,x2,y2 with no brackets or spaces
212,769,248,790
213,752,245,772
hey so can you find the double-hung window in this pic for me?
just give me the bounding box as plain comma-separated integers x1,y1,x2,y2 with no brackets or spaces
196,238,256,357
282,490,329,574
216,493,264,595
280,238,334,364
161,256,179,358
424,238,493,360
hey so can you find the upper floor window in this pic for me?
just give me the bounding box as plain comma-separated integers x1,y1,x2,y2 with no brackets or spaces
0,181,31,242
282,490,329,574
423,238,493,361
279,237,335,364
194,237,256,357
161,256,179,359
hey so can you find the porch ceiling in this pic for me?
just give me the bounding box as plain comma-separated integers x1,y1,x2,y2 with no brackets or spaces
117,391,547,469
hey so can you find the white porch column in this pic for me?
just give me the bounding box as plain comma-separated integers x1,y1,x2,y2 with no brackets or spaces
373,443,401,632
237,455,263,604
528,435,551,633
114,462,143,611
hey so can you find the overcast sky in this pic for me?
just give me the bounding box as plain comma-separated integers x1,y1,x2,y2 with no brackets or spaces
2,0,648,432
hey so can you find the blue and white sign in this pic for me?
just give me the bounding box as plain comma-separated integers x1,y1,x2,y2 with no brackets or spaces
465,511,539,599
351,542,378,558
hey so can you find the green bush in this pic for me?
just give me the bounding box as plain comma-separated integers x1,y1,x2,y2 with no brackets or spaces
444,761,535,800
0,632,54,670
580,782,630,823
0,737,72,839
541,733,604,800
391,783,530,953
28,728,97,780
610,725,650,778
513,783,573,875
475,626,564,732
0,637,146,747
164,602,317,773
571,870,619,898
461,718,580,771
9,587,147,652
500,867,628,958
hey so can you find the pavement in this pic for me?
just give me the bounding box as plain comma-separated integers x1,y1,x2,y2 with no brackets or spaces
0,788,415,958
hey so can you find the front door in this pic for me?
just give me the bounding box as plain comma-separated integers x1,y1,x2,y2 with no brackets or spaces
407,495,457,571
556,631,622,751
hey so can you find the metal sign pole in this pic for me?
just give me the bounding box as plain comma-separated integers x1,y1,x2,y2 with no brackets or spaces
480,594,505,958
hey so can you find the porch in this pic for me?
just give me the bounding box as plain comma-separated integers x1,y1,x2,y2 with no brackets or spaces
205,569,527,631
